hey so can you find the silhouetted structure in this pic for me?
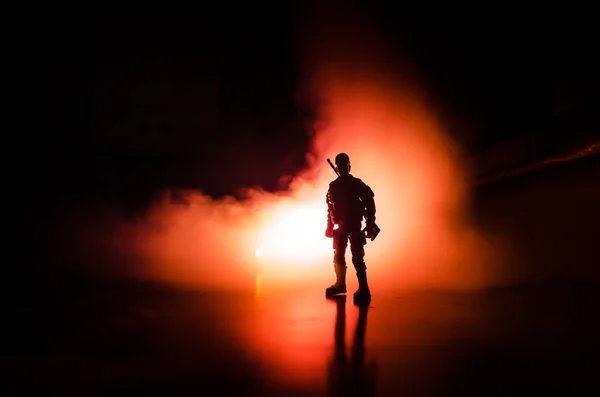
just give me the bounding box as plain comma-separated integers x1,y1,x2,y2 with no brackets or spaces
326,296,377,397
325,153,377,302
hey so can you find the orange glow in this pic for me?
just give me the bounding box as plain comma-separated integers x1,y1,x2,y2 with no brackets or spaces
255,273,262,296
255,201,330,262
52,2,504,293
246,290,333,385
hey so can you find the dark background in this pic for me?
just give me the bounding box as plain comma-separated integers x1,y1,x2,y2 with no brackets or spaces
22,5,599,196
11,5,599,267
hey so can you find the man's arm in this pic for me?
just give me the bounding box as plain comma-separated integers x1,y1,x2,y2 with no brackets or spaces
325,185,334,238
358,181,376,225
354,178,380,240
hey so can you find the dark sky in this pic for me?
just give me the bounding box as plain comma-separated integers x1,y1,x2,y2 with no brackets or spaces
21,4,599,204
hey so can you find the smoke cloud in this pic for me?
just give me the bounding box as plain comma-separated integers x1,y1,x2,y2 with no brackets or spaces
52,3,503,293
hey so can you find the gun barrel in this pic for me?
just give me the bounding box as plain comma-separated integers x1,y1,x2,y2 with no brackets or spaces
327,158,340,177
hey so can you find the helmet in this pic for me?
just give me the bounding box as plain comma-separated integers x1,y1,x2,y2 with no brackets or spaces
335,152,350,165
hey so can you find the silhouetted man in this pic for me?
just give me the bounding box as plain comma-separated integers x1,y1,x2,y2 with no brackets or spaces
325,153,377,301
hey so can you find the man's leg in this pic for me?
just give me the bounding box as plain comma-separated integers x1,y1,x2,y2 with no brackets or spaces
326,233,348,296
350,232,371,301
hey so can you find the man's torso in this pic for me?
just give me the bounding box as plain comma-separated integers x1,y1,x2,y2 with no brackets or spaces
328,174,367,230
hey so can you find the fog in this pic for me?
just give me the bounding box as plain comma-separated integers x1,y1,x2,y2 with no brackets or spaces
53,3,504,293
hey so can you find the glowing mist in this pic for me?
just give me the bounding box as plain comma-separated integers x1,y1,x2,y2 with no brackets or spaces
53,2,502,293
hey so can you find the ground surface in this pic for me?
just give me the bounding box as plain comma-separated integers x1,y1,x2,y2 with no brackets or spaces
3,280,599,396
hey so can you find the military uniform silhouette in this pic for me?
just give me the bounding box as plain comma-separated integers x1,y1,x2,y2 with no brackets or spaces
325,153,377,301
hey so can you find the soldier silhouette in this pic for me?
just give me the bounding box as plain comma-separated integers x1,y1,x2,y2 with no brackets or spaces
325,153,379,302
326,296,377,397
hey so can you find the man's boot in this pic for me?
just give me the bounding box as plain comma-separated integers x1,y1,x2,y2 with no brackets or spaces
353,271,371,302
326,265,347,296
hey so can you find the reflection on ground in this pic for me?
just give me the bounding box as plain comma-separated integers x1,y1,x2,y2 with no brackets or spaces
4,281,598,395
326,296,377,397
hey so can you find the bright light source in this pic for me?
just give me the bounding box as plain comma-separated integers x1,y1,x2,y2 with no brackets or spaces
254,202,332,265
